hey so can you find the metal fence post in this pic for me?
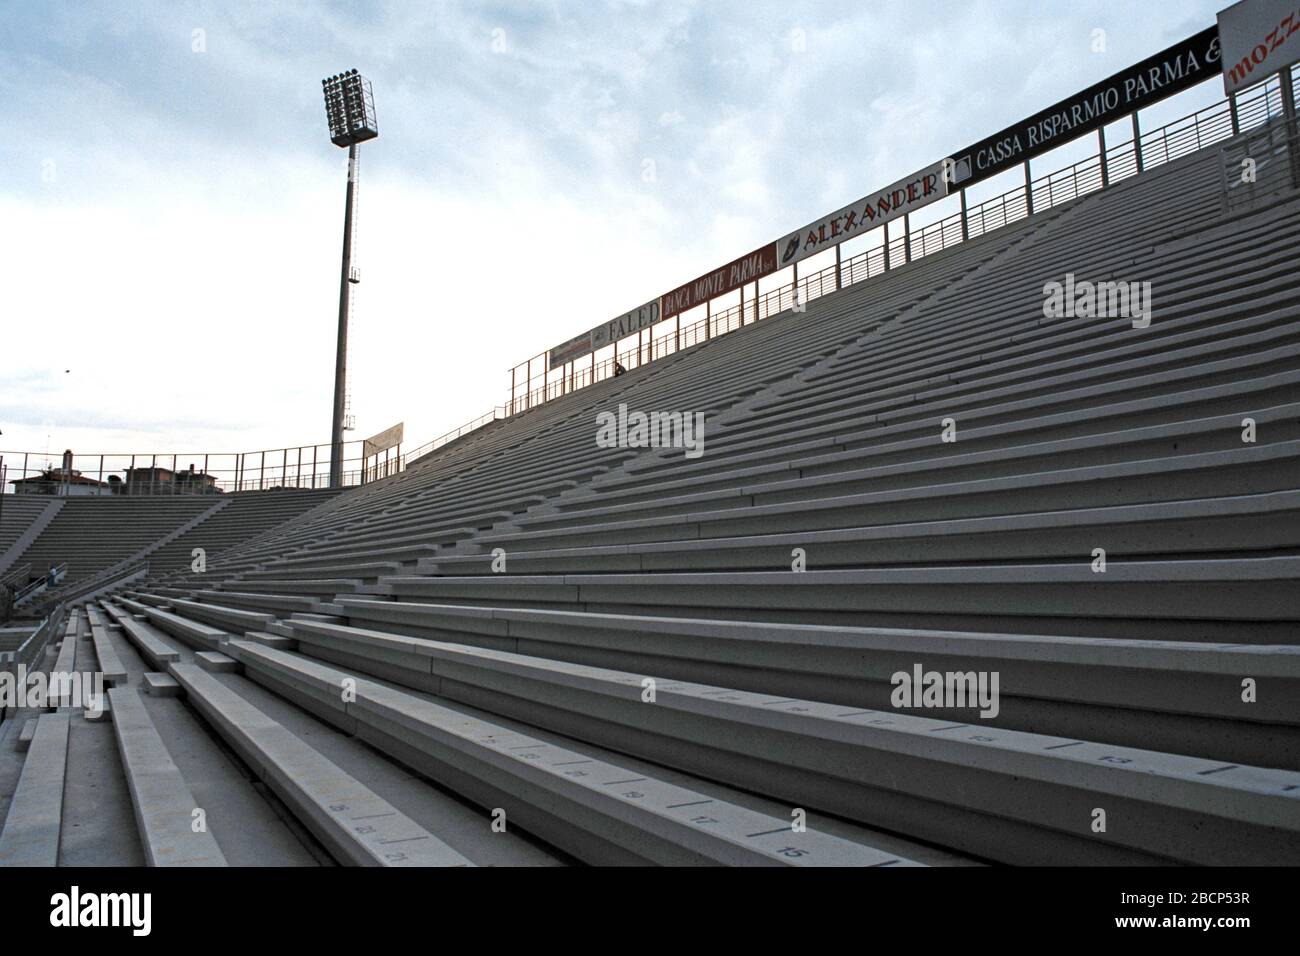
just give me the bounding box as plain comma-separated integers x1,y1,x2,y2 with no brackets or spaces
1132,112,1144,173
1281,66,1300,190
1099,127,1110,187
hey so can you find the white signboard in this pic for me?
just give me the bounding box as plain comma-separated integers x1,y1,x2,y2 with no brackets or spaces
1219,0,1300,94
549,298,660,369
362,421,403,458
776,161,950,268
591,299,660,350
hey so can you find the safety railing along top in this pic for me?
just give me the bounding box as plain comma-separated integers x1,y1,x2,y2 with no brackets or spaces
504,69,1293,416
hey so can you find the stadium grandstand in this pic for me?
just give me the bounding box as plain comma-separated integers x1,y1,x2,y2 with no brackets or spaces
2,0,1299,883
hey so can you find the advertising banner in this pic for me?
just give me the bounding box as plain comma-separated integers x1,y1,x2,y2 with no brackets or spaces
548,299,661,370
1219,0,1300,94
548,330,595,370
949,26,1222,189
591,300,661,351
659,243,779,319
362,422,404,458
777,161,949,267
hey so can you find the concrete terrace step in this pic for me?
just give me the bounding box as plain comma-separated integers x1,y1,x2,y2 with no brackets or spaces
49,624,81,710
16,721,37,752
594,370,1300,491
423,492,1300,574
224,638,923,866
485,442,1300,548
107,687,228,866
219,579,361,597
245,561,404,582
87,612,129,686
192,589,323,615
134,604,228,653
558,401,1300,516
153,597,275,634
317,601,1300,770
0,712,72,866
375,556,1300,642
102,605,183,669
271,616,1300,865
168,663,473,867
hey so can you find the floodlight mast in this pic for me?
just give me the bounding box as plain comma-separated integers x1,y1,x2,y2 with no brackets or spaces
321,69,378,489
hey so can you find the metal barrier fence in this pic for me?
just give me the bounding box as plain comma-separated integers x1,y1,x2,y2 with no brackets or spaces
0,563,30,590
401,408,509,466
1221,114,1300,215
0,606,66,700
503,69,1294,417
0,441,378,496
13,562,66,606
32,560,150,616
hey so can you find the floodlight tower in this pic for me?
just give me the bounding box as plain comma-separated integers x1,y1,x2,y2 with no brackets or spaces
321,68,378,488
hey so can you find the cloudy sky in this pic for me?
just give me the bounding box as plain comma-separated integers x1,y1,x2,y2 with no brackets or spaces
0,0,1230,471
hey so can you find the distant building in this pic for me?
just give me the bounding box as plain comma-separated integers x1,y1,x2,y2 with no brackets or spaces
9,467,111,496
122,463,220,495
8,449,112,496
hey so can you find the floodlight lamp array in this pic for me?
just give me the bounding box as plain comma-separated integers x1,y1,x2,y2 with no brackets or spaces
322,69,378,147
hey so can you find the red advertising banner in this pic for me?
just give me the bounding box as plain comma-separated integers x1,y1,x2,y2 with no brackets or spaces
660,242,779,318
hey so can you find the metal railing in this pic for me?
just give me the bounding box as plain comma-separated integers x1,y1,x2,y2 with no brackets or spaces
0,605,66,682
1221,115,1300,214
56,561,150,609
14,562,66,607
0,440,378,497
0,562,30,590
403,408,509,465
502,68,1293,417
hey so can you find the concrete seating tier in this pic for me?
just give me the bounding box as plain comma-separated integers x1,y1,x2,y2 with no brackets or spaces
6,140,1299,866
10,496,221,586
142,489,344,577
